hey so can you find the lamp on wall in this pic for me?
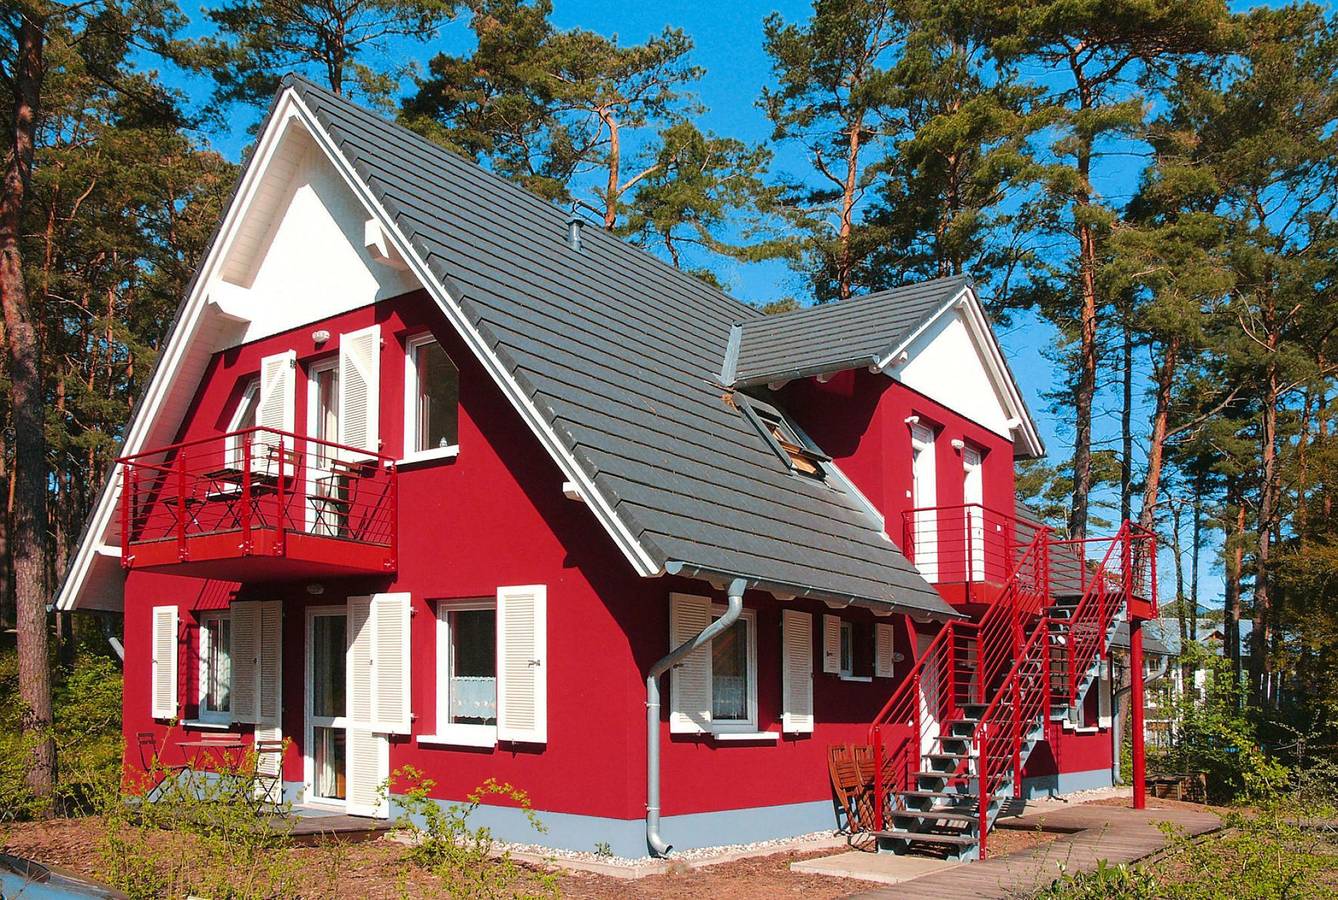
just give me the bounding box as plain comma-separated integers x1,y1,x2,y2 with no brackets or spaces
312,329,331,345
950,438,965,451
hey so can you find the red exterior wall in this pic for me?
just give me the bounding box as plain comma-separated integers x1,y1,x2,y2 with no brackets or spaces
120,290,938,826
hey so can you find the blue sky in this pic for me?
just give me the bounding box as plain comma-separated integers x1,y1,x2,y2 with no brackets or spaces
159,0,1221,609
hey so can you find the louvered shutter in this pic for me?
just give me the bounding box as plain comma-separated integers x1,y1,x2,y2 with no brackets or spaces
668,593,712,734
230,601,260,723
497,585,547,743
151,606,179,719
258,603,283,723
875,623,896,678
781,610,814,734
370,593,411,734
345,729,387,818
338,325,381,457
822,614,841,674
346,596,373,728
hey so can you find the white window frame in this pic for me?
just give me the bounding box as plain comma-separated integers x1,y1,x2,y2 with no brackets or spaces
223,378,260,469
306,356,342,534
708,604,758,735
197,611,233,725
401,332,460,465
421,599,498,749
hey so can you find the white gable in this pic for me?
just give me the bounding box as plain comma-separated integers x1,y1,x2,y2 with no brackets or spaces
211,134,417,345
894,306,1012,438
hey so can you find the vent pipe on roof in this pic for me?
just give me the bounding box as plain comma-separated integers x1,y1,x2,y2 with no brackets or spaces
566,212,585,252
645,577,747,857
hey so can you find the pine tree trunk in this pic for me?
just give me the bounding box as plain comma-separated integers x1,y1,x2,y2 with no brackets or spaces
1,7,56,807
1120,321,1133,525
1067,163,1099,540
1137,336,1179,532
1224,495,1245,696
836,116,863,301
1251,339,1280,706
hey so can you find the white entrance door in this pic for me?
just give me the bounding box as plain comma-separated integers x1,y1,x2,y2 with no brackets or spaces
962,447,984,582
305,608,348,806
911,424,938,582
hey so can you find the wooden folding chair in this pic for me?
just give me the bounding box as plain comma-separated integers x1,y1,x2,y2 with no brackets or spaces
247,739,286,815
828,743,876,835
136,730,188,802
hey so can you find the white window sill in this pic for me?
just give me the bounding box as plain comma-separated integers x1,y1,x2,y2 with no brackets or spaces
393,445,459,468
710,731,780,742
182,718,234,731
838,674,873,683
418,725,497,748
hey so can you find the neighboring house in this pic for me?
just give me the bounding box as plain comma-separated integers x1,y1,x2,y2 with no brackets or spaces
56,77,1155,860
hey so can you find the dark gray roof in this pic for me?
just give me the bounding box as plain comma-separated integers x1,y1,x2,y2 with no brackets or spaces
727,277,971,387
1110,623,1173,657
288,77,955,617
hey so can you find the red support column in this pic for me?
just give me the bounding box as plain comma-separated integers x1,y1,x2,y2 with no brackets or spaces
1130,616,1146,810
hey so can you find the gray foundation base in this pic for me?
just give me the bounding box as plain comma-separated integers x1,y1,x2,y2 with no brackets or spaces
386,796,836,860
1020,767,1113,799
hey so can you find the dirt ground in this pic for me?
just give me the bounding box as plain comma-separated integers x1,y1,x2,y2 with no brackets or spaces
0,799,1189,899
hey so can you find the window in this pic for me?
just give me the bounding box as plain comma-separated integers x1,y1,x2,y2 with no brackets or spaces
311,360,339,466
224,379,260,469
198,612,232,724
710,606,757,732
839,620,854,678
404,334,459,460
741,398,827,478
432,600,497,746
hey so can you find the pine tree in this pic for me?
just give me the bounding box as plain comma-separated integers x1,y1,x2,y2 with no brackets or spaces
759,0,904,302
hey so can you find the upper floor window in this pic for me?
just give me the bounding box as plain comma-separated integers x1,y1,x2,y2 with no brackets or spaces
740,397,827,479
224,379,260,468
198,611,232,724
404,334,459,461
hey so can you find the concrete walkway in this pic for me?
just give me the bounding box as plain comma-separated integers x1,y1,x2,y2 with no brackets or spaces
794,802,1221,898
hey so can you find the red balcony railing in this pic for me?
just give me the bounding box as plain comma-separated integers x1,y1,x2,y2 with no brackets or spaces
118,427,397,577
901,503,1042,588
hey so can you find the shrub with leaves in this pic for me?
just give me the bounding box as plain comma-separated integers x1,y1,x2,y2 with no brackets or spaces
386,766,556,898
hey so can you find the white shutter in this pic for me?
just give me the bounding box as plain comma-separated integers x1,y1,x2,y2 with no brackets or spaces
781,610,814,734
875,623,896,678
345,729,388,818
497,585,547,743
258,603,283,724
370,592,412,734
338,325,381,456
346,595,374,728
151,606,178,719
230,601,260,723
256,351,295,435
822,614,842,674
668,593,712,734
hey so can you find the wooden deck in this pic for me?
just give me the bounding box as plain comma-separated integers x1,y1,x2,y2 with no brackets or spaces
849,803,1221,899
267,812,393,846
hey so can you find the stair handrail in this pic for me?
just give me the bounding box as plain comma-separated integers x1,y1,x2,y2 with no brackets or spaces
969,621,1052,859
866,528,1050,832
1053,523,1137,706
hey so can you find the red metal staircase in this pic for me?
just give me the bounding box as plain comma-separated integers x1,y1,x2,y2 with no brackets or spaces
861,519,1156,861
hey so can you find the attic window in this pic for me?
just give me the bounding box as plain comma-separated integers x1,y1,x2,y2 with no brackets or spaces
741,399,829,479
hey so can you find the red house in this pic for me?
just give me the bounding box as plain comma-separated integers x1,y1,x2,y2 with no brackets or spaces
57,76,1156,861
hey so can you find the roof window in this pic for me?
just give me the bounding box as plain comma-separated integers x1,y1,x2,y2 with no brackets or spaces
740,398,829,479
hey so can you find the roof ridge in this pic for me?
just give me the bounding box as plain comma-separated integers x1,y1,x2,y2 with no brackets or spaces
739,275,971,329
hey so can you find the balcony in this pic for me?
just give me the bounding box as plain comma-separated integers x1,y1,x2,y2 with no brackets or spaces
118,428,397,580
901,503,1043,597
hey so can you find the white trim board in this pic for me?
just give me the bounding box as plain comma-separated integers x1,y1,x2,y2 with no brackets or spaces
57,86,660,612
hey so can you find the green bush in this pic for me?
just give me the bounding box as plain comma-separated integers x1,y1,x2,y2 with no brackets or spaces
386,766,556,898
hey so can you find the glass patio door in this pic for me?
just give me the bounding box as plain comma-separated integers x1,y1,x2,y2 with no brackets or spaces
307,610,347,803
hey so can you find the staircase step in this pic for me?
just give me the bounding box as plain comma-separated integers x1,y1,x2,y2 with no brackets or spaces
874,830,978,847
889,809,979,825
898,790,976,802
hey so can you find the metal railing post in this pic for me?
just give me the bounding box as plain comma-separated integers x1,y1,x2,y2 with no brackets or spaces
275,433,286,555
872,725,885,832
976,731,988,859
388,461,399,569
241,434,253,554
121,466,132,567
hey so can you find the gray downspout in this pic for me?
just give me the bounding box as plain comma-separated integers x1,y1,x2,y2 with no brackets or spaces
646,577,747,857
